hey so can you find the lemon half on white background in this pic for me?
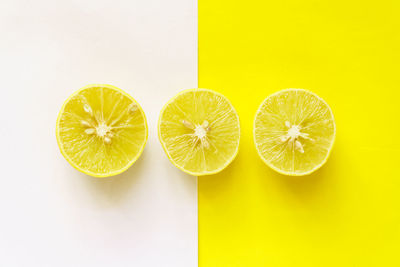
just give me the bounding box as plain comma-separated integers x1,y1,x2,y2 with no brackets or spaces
56,84,148,177
158,88,240,176
254,89,336,176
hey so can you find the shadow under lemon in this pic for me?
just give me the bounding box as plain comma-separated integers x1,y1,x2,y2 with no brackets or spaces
80,148,148,206
199,135,349,214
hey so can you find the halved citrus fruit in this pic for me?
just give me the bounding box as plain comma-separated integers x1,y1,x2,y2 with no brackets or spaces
158,89,240,176
254,89,335,176
56,84,148,177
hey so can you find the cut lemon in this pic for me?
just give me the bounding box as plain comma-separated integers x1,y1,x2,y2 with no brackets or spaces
56,84,148,177
158,89,240,176
254,89,335,176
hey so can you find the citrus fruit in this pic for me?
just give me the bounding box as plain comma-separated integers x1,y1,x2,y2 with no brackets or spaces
158,89,240,176
254,89,335,176
56,84,148,177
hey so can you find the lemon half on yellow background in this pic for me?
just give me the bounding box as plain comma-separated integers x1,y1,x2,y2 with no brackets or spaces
158,89,240,176
254,89,335,176
56,84,148,177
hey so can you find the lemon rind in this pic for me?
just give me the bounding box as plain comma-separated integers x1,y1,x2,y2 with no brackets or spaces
56,84,148,178
158,88,240,176
253,88,336,176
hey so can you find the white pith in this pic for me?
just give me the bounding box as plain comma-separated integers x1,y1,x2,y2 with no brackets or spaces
81,102,137,145
279,121,312,154
182,119,211,149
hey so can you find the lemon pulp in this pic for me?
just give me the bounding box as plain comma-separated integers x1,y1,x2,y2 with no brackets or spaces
158,89,240,176
56,84,148,177
254,89,335,176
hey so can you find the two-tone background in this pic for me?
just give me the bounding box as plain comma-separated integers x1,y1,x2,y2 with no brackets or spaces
1,0,399,266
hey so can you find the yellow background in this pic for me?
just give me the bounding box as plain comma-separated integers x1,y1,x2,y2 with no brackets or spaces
198,0,400,266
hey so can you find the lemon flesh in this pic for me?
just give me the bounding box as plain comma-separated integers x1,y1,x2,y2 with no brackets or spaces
56,84,148,177
158,89,240,176
254,89,335,176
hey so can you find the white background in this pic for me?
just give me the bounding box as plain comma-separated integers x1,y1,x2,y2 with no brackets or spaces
0,0,197,266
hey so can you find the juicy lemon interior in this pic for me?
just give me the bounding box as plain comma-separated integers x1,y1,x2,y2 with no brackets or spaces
254,89,335,175
158,89,240,176
56,85,147,177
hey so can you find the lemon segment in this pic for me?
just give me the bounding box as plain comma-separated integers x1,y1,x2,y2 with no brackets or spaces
56,84,148,177
254,89,335,176
158,89,240,176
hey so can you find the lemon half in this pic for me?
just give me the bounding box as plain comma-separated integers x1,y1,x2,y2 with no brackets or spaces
254,89,335,176
56,84,148,177
158,89,240,176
